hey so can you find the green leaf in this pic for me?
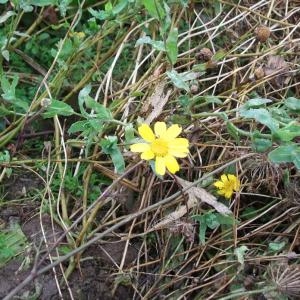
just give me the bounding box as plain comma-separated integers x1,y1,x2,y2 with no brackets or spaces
125,123,135,144
252,137,272,152
284,97,300,112
166,69,190,92
112,0,128,15
268,241,285,252
212,49,226,61
100,136,125,173
141,0,165,20
240,108,279,132
135,36,165,51
68,120,90,134
204,212,220,229
78,85,92,117
0,150,10,163
268,143,300,169
85,96,112,121
216,214,236,226
166,28,178,65
0,223,28,268
192,212,234,245
234,245,248,266
88,7,111,20
25,0,58,6
242,98,272,109
273,122,300,142
203,96,222,105
1,74,18,102
43,99,74,118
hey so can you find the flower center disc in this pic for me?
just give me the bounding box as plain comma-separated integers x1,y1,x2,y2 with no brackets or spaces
151,139,168,156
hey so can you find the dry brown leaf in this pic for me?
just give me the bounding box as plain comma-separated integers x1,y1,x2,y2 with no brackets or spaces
151,192,198,231
175,176,232,215
150,176,232,231
263,55,289,87
141,82,164,114
145,88,171,124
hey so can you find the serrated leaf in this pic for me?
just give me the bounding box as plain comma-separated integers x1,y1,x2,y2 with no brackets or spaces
135,36,165,51
166,69,190,92
43,99,74,118
240,108,279,132
88,7,110,20
166,28,178,65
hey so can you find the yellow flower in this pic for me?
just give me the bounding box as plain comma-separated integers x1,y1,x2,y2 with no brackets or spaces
214,174,240,199
130,122,189,176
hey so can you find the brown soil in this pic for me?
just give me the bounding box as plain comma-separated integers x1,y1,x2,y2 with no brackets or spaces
0,175,137,299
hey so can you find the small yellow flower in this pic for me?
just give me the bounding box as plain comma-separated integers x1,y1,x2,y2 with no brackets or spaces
214,174,240,199
130,122,189,176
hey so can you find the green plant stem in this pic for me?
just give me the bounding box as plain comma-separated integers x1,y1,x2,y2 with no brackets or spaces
54,116,69,223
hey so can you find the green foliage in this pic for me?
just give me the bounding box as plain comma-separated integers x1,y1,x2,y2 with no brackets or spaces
43,99,74,118
140,0,165,20
100,136,125,174
238,97,300,169
192,211,236,245
88,0,129,21
0,74,29,112
268,241,286,252
68,85,113,150
0,222,28,268
166,69,190,92
234,245,248,266
165,27,178,65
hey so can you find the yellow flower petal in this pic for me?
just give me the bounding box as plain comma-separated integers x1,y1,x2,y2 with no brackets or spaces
141,149,155,160
168,149,188,158
154,122,167,137
228,174,240,190
155,156,166,175
165,155,179,174
224,190,233,199
221,174,229,184
138,124,155,142
214,180,224,188
170,138,189,148
166,124,182,139
130,143,150,153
